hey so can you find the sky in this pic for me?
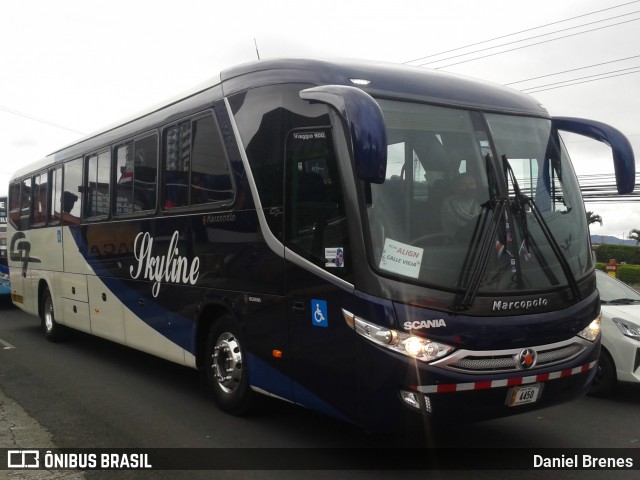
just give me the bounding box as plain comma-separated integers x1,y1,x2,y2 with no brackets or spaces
1,0,639,238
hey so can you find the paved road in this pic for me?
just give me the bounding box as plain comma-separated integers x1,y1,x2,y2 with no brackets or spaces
1,299,639,479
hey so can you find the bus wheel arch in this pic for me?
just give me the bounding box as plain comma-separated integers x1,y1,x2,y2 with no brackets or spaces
199,309,255,415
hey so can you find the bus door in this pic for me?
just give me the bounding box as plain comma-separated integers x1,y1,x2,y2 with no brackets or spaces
284,128,359,422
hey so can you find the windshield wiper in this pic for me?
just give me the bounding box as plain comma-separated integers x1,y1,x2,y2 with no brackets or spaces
502,156,581,301
453,155,506,310
602,298,640,305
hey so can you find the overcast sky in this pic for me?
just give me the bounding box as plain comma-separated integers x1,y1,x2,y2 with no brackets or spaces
1,0,638,238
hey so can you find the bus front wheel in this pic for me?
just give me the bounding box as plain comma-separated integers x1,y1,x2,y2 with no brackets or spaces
204,316,255,415
40,287,66,342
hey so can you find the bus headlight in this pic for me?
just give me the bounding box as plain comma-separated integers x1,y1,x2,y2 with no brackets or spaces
577,315,601,342
342,309,454,362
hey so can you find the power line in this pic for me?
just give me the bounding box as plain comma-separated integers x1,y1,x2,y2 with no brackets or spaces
405,0,640,65
523,68,640,93
505,54,640,86
0,104,85,135
521,66,640,93
426,16,640,70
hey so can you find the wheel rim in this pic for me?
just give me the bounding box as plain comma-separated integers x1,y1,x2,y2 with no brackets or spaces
44,296,54,332
212,332,243,393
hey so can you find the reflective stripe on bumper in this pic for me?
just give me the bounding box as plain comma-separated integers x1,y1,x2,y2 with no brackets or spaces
415,361,597,394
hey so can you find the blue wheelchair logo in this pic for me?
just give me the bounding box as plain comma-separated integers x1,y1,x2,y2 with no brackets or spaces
311,299,328,328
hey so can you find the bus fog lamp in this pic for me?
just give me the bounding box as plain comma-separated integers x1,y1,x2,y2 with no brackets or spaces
400,390,421,410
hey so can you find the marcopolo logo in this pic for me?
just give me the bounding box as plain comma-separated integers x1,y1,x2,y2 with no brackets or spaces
492,297,549,312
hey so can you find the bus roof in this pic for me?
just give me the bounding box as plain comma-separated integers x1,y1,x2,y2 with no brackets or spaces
220,58,547,116
12,58,548,180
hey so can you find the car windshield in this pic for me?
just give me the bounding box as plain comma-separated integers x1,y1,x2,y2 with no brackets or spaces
367,99,592,296
596,271,640,303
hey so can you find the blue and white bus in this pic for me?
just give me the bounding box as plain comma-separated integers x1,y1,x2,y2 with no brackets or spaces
7,59,635,432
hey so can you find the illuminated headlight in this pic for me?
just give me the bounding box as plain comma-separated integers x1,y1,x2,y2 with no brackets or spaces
577,315,601,342
612,318,640,341
342,309,454,362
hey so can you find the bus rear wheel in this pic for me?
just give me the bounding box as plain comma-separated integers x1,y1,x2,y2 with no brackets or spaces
40,287,66,342
204,316,255,415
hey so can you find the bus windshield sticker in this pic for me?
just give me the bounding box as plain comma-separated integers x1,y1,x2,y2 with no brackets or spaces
325,247,344,268
311,299,328,327
379,238,423,279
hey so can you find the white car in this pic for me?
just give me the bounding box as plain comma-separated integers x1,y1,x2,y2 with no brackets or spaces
590,270,640,396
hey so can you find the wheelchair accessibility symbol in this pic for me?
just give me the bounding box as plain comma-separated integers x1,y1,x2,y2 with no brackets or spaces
311,299,328,328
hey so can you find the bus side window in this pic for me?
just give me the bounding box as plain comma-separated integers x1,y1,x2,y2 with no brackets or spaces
8,181,22,229
63,158,83,225
164,123,191,209
50,167,62,226
30,172,48,227
191,115,233,204
19,178,31,230
85,150,111,218
284,128,351,274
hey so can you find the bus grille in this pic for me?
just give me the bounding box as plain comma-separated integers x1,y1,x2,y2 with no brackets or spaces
442,342,586,374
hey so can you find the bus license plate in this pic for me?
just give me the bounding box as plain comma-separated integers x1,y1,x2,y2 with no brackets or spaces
508,384,541,406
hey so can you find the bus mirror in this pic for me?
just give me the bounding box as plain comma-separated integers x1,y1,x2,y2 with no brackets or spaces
553,117,636,194
300,85,387,184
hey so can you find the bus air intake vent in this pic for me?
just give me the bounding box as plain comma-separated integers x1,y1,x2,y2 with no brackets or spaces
441,342,586,374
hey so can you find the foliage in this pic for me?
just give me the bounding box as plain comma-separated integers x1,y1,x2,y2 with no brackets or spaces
629,229,640,245
618,264,640,285
593,244,640,265
586,211,602,226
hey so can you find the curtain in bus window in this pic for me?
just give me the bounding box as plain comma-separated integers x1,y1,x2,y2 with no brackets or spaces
191,115,233,204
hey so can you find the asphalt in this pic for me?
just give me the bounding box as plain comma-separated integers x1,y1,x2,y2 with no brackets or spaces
0,386,85,479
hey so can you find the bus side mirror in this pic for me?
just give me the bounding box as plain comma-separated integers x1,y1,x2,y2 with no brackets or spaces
553,117,636,194
300,85,387,184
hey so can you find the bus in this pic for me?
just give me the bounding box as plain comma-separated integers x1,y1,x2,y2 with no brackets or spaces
7,58,635,432
0,195,9,297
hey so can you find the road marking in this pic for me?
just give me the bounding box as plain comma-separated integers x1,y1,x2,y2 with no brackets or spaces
0,337,16,350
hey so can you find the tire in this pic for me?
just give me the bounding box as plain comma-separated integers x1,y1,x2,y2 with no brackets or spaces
204,316,255,415
589,350,616,397
40,287,66,342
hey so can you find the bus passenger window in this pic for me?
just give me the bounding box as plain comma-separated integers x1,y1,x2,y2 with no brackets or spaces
19,178,31,230
164,123,191,208
163,115,232,209
50,167,62,225
85,150,111,218
8,182,22,229
115,134,158,214
191,115,233,205
63,158,83,224
30,172,48,227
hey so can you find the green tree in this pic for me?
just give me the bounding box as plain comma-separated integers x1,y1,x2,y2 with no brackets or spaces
586,211,603,226
629,228,640,245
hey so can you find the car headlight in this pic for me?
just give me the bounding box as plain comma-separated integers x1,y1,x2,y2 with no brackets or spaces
577,315,601,342
612,318,640,341
342,309,454,362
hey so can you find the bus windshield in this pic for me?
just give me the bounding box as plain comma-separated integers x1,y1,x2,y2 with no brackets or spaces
368,99,591,296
